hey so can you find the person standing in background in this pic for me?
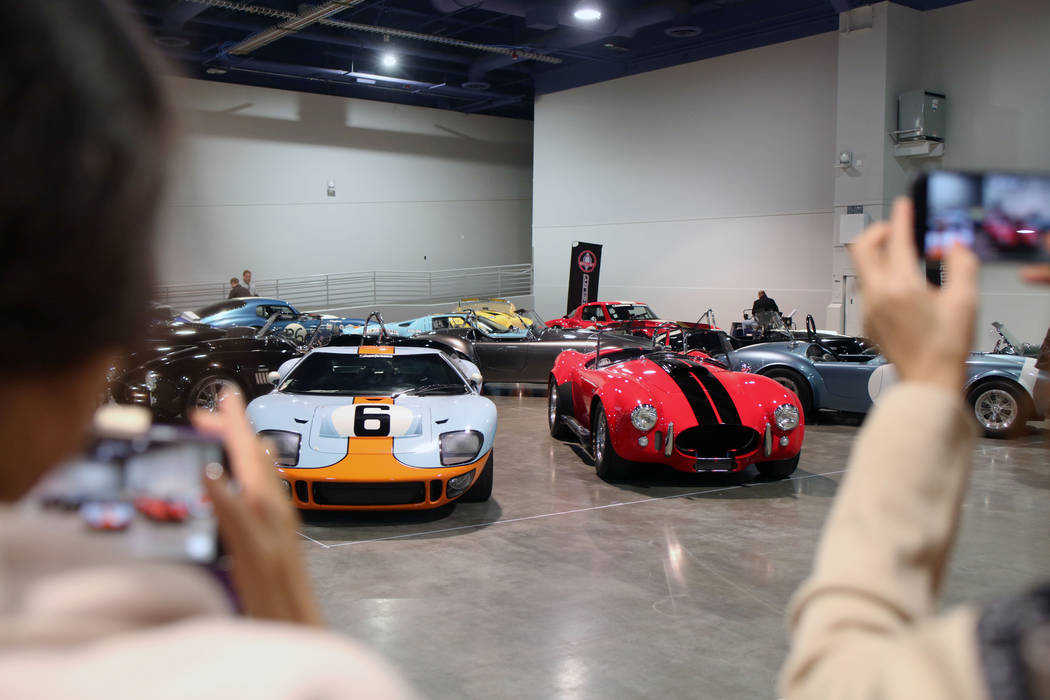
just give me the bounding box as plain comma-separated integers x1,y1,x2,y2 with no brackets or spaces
228,277,250,299
752,290,780,317
242,269,257,296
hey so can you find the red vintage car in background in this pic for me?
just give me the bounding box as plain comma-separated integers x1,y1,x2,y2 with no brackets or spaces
546,301,715,337
547,339,804,481
136,496,190,523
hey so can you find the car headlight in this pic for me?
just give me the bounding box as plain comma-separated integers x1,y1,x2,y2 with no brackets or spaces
279,479,293,499
446,469,476,498
144,370,159,391
630,404,658,431
259,430,301,466
774,404,800,431
439,430,483,466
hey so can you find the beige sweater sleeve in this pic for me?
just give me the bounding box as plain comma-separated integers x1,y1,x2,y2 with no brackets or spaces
779,383,988,700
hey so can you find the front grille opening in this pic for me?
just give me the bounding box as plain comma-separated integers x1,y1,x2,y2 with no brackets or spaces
429,480,442,502
675,425,760,458
312,482,426,506
294,480,309,503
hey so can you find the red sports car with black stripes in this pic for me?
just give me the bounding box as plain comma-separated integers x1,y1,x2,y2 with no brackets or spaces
547,343,804,481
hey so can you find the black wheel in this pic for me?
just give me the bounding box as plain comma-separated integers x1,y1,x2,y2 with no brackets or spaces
591,403,633,481
184,374,245,417
761,367,814,422
967,380,1030,438
460,452,493,502
756,453,800,480
548,378,573,440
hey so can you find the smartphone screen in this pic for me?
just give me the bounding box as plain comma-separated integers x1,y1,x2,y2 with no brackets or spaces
916,171,1050,262
27,425,224,564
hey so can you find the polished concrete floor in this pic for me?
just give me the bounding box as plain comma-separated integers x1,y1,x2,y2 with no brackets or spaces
299,390,1050,699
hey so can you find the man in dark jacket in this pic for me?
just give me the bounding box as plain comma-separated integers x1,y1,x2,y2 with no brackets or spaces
228,277,250,299
752,290,779,317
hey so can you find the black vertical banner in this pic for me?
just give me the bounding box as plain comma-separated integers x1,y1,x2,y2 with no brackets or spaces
566,242,603,315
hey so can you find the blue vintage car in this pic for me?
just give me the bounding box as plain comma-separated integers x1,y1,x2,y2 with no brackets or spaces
344,312,530,340
176,298,364,336
671,322,1047,438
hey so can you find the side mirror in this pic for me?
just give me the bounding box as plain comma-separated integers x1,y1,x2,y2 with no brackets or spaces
267,371,281,386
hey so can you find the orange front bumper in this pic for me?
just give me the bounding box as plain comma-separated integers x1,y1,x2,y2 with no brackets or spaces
277,445,490,511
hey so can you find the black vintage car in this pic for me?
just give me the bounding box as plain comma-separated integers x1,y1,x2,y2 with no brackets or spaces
404,310,650,384
109,313,339,420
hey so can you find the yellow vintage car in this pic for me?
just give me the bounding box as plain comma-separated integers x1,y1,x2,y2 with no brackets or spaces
454,298,534,329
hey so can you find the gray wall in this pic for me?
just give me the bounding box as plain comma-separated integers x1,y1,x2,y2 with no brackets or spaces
531,33,839,325
921,0,1050,349
157,78,534,284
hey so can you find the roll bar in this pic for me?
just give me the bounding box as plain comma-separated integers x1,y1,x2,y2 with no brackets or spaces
361,311,388,345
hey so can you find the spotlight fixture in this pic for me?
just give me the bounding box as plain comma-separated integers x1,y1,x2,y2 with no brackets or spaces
573,4,601,21
381,52,398,68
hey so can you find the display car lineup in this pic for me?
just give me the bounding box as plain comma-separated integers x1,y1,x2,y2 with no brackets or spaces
107,296,1049,510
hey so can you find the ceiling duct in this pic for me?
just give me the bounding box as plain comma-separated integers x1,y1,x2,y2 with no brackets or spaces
185,0,560,63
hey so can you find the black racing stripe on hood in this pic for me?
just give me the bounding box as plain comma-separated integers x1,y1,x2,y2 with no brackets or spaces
650,356,718,425
690,366,741,425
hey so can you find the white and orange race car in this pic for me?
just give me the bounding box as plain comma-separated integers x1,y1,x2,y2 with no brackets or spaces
247,344,496,510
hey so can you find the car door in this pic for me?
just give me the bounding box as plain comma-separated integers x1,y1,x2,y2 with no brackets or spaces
810,356,882,412
470,331,530,382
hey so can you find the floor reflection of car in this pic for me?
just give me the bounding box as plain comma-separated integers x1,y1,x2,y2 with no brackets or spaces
412,309,651,384
668,322,1046,438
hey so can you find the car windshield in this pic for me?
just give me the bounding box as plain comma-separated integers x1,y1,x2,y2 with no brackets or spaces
280,352,468,396
992,322,1023,351
472,315,513,335
607,304,657,321
193,300,246,319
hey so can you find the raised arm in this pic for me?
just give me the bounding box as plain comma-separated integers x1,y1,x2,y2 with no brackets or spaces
779,199,989,700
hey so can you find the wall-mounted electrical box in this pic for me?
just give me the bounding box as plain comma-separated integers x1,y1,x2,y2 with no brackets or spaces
897,90,946,142
892,90,946,158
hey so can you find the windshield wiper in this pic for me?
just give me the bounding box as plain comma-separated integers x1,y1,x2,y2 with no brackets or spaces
400,383,469,396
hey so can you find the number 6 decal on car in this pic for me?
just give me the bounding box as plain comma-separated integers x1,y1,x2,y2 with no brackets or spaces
354,405,391,436
327,403,418,438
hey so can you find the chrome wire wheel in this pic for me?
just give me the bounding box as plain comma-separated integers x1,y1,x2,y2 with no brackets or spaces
974,388,1018,432
593,411,607,464
193,378,238,413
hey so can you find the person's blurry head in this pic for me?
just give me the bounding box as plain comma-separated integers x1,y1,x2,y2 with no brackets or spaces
230,278,240,287
243,270,252,283
758,290,767,298
0,0,170,500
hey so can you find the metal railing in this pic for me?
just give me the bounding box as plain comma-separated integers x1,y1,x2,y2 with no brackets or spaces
153,263,533,312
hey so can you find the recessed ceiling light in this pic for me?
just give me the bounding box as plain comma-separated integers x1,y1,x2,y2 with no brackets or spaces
665,25,701,38
574,5,601,21
205,67,228,75
382,52,398,68
462,81,491,91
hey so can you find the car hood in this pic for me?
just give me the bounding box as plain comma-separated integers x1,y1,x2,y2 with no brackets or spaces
247,391,491,455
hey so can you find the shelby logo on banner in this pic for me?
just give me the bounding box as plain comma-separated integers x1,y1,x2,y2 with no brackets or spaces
566,242,603,315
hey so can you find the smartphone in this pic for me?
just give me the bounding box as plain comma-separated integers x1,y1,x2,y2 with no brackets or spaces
28,408,225,564
914,170,1050,263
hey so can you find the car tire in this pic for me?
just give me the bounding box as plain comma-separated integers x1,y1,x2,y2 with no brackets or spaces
184,373,245,417
591,402,633,482
548,377,573,440
459,452,493,502
967,379,1030,438
761,367,814,422
756,454,800,480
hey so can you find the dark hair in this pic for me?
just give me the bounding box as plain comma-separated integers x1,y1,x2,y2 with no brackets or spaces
243,270,252,277
230,278,240,285
0,0,170,372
